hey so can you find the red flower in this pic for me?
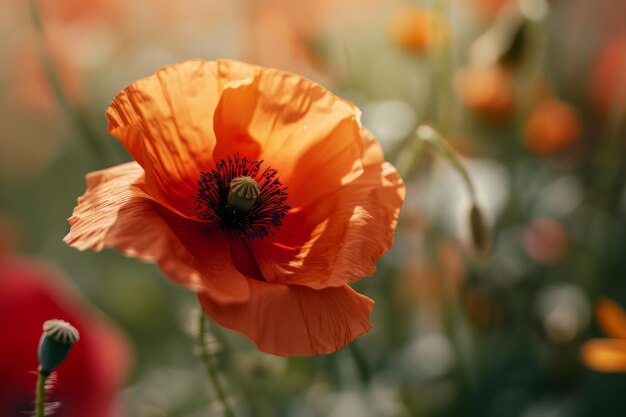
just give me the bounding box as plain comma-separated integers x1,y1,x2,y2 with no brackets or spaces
0,255,130,417
65,59,405,356
589,34,626,116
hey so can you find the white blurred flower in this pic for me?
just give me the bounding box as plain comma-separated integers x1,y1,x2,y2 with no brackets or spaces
426,157,509,245
535,284,591,344
362,100,417,152
402,333,454,381
534,176,583,218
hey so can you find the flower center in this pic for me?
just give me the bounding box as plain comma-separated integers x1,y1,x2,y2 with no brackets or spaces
228,176,260,214
194,154,289,239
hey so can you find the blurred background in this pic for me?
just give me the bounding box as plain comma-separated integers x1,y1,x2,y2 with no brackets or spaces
1,0,626,416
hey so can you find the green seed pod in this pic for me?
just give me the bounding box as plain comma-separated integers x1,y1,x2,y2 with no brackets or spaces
228,176,261,214
38,319,80,375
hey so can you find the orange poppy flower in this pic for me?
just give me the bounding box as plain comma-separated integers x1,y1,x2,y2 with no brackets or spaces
387,6,448,53
523,98,581,156
455,65,515,122
580,298,626,372
65,59,405,356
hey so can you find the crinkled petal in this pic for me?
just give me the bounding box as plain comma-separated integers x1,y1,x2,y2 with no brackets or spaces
595,298,626,339
106,59,257,215
198,282,373,356
360,128,386,168
212,67,364,209
250,130,405,288
65,162,249,304
580,338,626,373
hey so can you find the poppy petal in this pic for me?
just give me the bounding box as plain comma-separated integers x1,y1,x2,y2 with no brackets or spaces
595,298,626,339
106,59,257,215
65,162,250,304
212,67,364,209
580,338,626,372
198,282,373,356
250,130,405,288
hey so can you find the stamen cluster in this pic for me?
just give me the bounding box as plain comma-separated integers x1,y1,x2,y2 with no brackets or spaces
195,154,289,239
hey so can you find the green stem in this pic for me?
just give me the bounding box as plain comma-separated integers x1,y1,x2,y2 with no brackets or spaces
348,341,371,386
28,0,113,165
35,368,47,417
406,125,489,252
198,312,235,417
414,125,478,204
434,0,453,134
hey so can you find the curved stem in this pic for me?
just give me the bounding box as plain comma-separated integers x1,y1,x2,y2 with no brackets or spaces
406,125,489,253
414,125,478,204
28,0,113,165
198,312,235,417
35,368,47,417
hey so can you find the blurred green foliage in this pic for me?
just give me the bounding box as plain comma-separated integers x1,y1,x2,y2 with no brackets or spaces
2,0,626,416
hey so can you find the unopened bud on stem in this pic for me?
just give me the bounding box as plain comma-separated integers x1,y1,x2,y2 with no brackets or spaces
38,319,79,375
409,125,491,256
469,204,489,255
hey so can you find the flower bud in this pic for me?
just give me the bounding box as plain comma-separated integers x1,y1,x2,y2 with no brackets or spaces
469,204,490,255
38,319,79,375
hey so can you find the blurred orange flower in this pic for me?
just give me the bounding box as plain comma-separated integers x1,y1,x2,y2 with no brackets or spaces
456,65,515,122
387,6,448,53
4,0,122,111
580,298,626,372
6,35,81,112
523,98,581,156
65,59,405,356
0,0,122,179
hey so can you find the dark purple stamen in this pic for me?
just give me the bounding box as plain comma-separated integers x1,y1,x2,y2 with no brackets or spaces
194,154,289,239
